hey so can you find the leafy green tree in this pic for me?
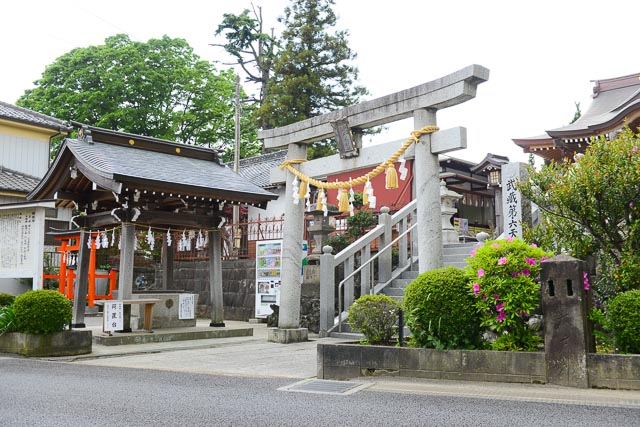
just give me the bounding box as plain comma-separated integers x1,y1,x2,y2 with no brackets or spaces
213,6,278,106
257,0,368,159
18,34,260,161
520,127,640,296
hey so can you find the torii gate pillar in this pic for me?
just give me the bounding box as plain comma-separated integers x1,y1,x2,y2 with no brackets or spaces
414,108,443,272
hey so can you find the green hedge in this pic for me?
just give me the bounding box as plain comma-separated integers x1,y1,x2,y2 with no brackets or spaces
13,290,72,335
403,267,482,349
608,289,640,354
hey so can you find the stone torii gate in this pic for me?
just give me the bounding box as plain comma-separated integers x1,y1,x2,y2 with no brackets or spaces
259,65,489,343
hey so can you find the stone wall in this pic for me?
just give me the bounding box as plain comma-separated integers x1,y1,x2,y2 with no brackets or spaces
317,343,640,390
318,344,546,384
157,259,256,321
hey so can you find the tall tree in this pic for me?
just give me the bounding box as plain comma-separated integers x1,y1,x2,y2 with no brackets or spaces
18,34,260,161
257,0,368,131
212,5,278,106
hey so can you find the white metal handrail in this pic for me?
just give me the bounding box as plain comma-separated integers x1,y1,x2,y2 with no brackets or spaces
336,222,417,332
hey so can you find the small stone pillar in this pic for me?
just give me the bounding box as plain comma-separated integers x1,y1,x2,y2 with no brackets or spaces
440,180,463,244
540,254,593,388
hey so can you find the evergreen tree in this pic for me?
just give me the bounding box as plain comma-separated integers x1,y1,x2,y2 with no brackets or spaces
257,0,368,131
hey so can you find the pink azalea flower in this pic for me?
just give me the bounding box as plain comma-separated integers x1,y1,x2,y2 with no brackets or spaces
472,282,480,295
525,258,537,265
493,294,500,301
478,269,485,278
511,272,518,277
521,268,530,277
540,256,550,262
470,249,477,256
583,272,590,291
506,237,514,242
496,302,504,312
634,146,638,153
498,257,507,265
491,243,500,248
482,294,487,301
518,311,530,318
530,243,538,248
497,311,506,322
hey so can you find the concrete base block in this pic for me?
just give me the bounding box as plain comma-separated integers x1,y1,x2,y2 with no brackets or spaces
268,327,308,344
249,318,267,324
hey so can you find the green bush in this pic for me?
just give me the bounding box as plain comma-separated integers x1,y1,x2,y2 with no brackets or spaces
403,267,482,350
0,293,15,307
0,305,17,333
607,290,640,354
348,294,399,345
13,290,72,335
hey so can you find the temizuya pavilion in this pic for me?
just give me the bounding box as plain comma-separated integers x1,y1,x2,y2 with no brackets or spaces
28,124,277,329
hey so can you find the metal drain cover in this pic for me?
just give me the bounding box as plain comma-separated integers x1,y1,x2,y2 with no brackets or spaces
279,379,371,395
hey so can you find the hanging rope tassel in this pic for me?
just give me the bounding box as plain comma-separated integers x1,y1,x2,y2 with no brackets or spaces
298,179,308,200
386,163,399,189
316,189,325,211
363,178,371,206
338,188,350,213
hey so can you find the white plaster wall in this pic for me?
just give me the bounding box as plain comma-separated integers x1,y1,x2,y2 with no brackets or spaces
247,186,286,221
0,134,49,178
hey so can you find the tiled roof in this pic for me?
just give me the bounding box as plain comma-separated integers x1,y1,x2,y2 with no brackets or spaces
66,139,277,200
0,101,70,132
547,74,640,137
227,150,287,188
0,167,41,194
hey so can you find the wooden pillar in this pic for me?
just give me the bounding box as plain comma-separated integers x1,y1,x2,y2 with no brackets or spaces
117,222,136,332
117,222,135,299
209,229,225,327
72,228,89,328
161,233,174,291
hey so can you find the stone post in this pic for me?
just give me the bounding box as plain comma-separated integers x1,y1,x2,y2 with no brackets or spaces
377,207,392,284
319,245,335,337
71,228,89,328
208,229,225,327
414,109,443,273
269,143,308,343
540,254,593,388
501,162,531,239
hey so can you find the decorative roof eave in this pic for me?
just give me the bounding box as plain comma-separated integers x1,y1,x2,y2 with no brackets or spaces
28,133,278,211
469,153,510,174
70,122,221,163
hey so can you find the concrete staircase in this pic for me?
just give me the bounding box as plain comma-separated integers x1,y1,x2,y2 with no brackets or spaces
381,242,478,303
330,242,479,339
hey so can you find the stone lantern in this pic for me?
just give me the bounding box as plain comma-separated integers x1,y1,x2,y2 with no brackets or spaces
440,180,463,244
306,208,339,264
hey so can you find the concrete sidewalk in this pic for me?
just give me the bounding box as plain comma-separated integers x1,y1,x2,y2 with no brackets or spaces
48,317,640,409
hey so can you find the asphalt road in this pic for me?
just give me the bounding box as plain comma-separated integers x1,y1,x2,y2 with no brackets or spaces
1,357,638,426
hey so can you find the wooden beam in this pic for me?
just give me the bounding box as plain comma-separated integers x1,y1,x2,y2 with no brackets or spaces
259,64,489,149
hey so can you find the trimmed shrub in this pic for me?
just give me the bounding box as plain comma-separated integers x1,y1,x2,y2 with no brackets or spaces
607,289,640,354
348,294,399,345
0,293,15,307
403,267,482,349
13,290,72,335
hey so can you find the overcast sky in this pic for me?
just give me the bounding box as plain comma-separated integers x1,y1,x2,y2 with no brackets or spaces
2,0,638,164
